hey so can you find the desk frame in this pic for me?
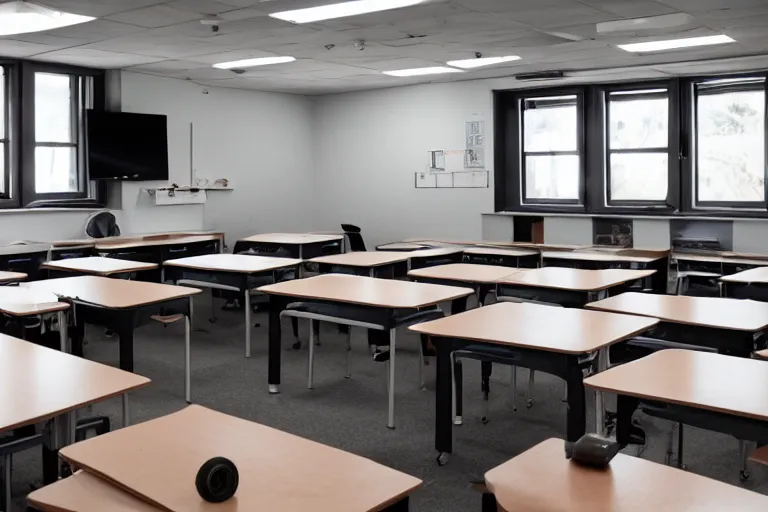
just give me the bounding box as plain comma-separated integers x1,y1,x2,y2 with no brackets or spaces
462,252,540,269
233,239,342,260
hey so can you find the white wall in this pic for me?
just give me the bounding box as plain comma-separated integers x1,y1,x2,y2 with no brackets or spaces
0,209,121,243
119,72,316,245
313,81,494,248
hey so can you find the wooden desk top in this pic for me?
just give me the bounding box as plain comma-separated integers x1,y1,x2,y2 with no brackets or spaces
410,302,657,355
0,243,50,256
0,271,26,283
407,247,464,258
376,242,430,251
0,286,69,316
497,267,656,292
29,471,160,512
164,254,302,274
586,292,768,332
485,438,768,512
543,251,658,263
238,232,344,245
95,235,220,251
585,349,768,422
23,276,201,309
720,267,768,284
42,257,158,276
310,251,411,267
259,274,473,309
0,333,150,433
60,405,421,512
409,264,521,284
463,247,539,257
52,231,224,249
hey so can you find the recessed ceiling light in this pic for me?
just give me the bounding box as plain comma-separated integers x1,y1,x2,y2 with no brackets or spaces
270,0,425,24
618,34,735,53
0,1,94,36
447,56,521,69
212,56,296,70
382,67,465,77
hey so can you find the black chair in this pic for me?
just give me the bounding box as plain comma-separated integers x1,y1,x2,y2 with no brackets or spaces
341,224,366,252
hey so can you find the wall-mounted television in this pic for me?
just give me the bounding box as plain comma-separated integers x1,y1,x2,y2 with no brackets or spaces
86,111,169,181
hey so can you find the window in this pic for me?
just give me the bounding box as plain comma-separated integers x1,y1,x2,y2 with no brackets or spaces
695,77,765,206
35,73,78,193
0,67,7,198
521,95,581,203
606,88,669,203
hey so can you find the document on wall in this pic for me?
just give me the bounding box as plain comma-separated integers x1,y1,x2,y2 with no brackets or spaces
465,120,485,168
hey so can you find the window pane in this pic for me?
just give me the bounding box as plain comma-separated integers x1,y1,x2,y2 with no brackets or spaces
35,73,72,143
609,93,668,149
523,96,577,152
35,146,76,193
0,143,4,194
525,155,579,200
0,67,5,140
697,87,765,203
610,152,668,201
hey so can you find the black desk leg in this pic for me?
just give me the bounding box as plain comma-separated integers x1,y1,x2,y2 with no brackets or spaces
565,362,586,443
482,493,497,512
71,321,85,358
41,445,58,485
268,295,284,393
116,315,135,373
382,496,409,511
451,296,468,315
435,339,454,465
616,395,640,448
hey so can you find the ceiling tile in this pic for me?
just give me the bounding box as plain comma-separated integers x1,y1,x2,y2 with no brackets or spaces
32,48,165,68
31,0,163,17
106,5,207,28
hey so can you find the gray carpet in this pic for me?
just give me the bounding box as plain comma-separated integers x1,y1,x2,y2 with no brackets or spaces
11,294,768,511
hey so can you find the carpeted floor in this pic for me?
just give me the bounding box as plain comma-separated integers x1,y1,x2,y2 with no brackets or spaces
11,294,768,510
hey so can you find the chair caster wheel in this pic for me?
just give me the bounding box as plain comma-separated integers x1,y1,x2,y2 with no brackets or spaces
526,399,533,409
481,416,489,425
740,470,751,482
292,340,302,350
436,453,450,466
454,416,463,426
678,464,687,471
208,317,218,324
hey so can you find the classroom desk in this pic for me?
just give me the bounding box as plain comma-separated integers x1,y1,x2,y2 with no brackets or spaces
407,247,464,270
0,333,149,496
585,349,768,481
42,256,158,278
721,266,768,301
408,263,520,305
0,244,50,281
375,242,431,252
410,302,658,464
22,277,200,401
45,405,421,512
0,286,70,353
462,247,540,268
29,471,159,512
163,254,302,357
674,251,768,277
543,250,667,293
259,274,472,426
483,437,768,512
586,292,768,357
311,251,411,278
496,267,656,308
0,270,26,284
234,232,344,259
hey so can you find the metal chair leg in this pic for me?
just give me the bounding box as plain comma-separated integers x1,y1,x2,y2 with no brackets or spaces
345,328,352,379
418,334,426,390
664,423,675,465
510,366,517,412
387,329,396,429
308,320,316,389
481,361,492,424
740,440,751,482
526,369,534,409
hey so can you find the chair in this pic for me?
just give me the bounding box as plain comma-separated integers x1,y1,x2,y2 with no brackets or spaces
280,302,444,428
675,270,721,296
341,224,366,252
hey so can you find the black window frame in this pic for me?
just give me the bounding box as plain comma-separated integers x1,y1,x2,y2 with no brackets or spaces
688,73,768,211
494,72,768,219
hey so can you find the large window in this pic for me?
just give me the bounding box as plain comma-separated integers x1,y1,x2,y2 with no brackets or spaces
495,72,768,217
521,95,581,203
606,88,669,203
695,77,765,206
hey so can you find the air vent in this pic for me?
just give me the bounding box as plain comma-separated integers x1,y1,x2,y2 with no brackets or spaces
515,71,565,81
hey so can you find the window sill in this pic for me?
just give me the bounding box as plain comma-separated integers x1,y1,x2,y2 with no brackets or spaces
485,211,768,222
0,207,107,215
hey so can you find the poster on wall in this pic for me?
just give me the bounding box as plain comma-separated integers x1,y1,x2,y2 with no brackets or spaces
465,120,485,168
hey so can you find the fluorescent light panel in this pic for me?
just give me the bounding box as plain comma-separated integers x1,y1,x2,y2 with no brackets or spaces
270,0,425,24
0,1,94,36
383,66,464,77
213,56,296,69
447,55,521,69
618,34,735,53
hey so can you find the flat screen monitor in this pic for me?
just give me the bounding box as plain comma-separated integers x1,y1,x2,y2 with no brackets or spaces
86,111,169,181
